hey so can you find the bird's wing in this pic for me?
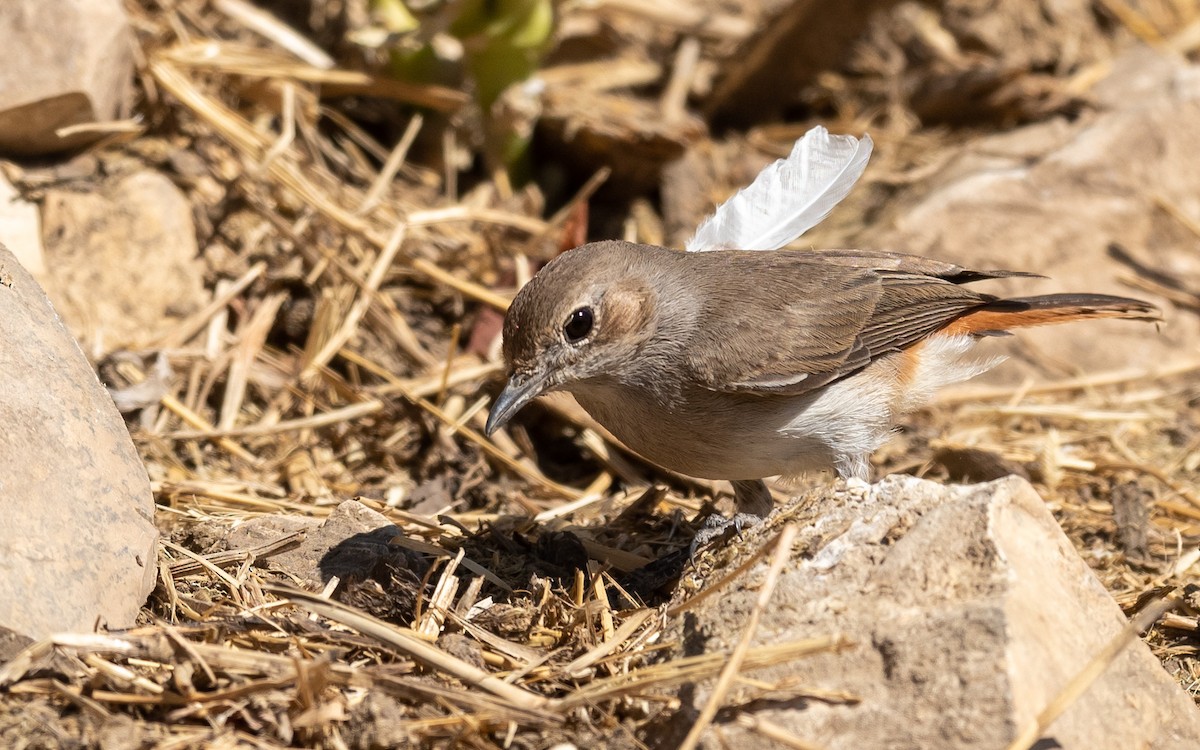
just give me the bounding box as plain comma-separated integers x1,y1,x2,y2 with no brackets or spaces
809,248,1042,284
687,253,997,395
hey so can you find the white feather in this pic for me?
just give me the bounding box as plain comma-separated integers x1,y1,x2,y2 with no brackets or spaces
685,126,873,252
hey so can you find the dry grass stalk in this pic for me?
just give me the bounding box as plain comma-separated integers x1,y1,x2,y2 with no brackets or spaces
561,609,658,678
219,292,285,430
936,357,1200,403
735,714,830,750
159,393,260,465
966,404,1154,422
302,221,408,378
415,547,465,637
357,114,424,217
264,585,553,712
540,59,663,91
561,636,846,708
1122,273,1200,311
155,261,266,349
161,400,383,441
160,41,466,111
212,0,334,69
1095,0,1165,43
679,523,800,750
661,36,702,122
167,531,304,577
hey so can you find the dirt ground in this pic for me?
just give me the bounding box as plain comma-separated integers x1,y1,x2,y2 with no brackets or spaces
1,0,1199,748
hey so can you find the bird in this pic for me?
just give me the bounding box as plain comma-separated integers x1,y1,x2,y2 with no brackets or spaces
483,127,1161,536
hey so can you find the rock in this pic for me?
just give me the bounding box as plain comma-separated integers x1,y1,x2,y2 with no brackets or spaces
40,171,205,351
0,172,43,275
226,500,413,589
0,627,33,663
861,48,1200,381
660,476,1200,749
225,514,320,556
0,242,156,639
0,0,133,155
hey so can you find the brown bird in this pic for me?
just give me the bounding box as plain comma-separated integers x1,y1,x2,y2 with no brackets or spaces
484,240,1160,531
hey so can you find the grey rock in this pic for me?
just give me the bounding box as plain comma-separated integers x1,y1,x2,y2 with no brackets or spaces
0,0,133,155
0,243,156,639
666,476,1200,750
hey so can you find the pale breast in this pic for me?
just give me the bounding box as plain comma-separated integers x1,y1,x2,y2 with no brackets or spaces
569,381,841,480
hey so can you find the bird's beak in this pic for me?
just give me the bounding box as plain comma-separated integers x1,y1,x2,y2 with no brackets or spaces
485,368,552,436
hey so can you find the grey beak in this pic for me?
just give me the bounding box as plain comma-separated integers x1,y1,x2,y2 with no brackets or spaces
485,370,552,436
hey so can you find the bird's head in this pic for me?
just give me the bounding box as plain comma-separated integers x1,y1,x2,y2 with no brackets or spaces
484,241,660,435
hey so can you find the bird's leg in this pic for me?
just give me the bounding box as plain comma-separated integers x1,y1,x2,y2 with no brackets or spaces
732,478,774,517
833,453,875,501
835,452,870,483
690,479,774,556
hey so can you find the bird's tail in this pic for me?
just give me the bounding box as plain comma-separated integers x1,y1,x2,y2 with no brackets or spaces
945,294,1161,336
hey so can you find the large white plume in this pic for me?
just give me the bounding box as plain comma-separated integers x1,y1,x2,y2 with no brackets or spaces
686,126,873,253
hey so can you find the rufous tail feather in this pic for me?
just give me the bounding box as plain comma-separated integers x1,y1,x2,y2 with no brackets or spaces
944,294,1161,336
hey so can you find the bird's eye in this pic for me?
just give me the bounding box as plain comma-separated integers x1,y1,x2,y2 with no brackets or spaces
563,307,594,342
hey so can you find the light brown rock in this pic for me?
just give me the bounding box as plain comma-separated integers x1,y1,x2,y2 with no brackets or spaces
659,476,1200,750
0,172,43,275
0,0,133,155
0,243,156,639
40,171,205,350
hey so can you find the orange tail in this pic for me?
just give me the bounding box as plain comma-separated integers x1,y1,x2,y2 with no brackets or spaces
944,294,1161,336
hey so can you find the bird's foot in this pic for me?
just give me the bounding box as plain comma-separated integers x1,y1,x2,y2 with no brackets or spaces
689,512,764,562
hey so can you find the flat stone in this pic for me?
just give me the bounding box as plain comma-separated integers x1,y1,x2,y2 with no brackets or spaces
0,243,156,639
658,476,1200,749
0,0,133,155
40,171,205,350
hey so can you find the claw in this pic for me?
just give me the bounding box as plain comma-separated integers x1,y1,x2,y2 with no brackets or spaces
688,512,765,563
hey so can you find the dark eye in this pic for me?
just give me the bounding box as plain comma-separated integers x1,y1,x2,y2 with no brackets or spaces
563,307,594,342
